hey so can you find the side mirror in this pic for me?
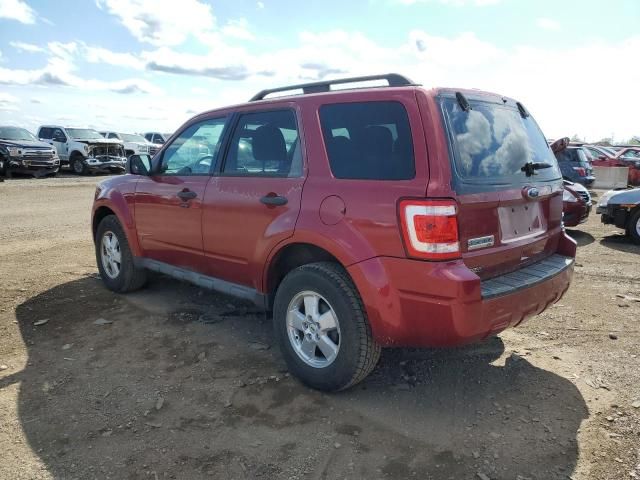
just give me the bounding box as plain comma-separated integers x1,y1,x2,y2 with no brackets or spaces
53,135,66,142
599,155,606,160
127,154,153,175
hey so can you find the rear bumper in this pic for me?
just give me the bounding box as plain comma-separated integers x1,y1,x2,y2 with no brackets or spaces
579,176,595,186
348,233,576,348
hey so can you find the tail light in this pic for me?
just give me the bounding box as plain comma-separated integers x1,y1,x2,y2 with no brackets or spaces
572,167,586,176
398,199,460,260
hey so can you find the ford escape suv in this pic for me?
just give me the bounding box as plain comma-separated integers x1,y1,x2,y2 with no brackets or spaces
92,74,576,391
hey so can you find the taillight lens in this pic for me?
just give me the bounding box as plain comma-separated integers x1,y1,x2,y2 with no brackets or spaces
572,167,586,176
398,199,460,260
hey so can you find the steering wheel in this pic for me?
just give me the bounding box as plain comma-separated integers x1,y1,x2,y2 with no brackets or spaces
176,155,215,175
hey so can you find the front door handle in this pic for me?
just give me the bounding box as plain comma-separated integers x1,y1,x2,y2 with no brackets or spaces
260,194,288,206
177,189,197,201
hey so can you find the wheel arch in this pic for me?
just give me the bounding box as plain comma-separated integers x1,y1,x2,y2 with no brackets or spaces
92,197,142,256
263,242,349,308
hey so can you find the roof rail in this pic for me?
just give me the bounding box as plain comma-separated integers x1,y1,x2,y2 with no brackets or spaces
249,73,415,102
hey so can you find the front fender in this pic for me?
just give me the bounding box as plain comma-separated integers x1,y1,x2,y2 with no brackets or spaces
92,176,141,256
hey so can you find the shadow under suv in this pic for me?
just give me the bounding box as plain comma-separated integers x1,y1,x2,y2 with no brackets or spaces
91,74,576,391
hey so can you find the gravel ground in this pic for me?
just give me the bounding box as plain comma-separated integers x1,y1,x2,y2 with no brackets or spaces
0,174,638,480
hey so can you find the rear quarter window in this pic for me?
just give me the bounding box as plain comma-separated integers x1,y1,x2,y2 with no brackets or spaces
319,101,415,180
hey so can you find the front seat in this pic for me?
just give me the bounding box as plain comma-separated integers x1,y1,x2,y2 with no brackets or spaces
252,124,288,174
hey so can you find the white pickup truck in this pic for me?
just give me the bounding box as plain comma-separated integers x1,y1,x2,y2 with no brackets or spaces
37,125,127,175
99,131,162,158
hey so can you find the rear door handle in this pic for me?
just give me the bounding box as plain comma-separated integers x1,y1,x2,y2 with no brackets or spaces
177,189,198,201
260,195,288,206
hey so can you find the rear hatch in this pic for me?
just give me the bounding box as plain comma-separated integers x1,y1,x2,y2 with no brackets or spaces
438,93,564,280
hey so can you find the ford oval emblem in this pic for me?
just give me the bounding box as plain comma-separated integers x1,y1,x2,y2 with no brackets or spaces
526,187,539,199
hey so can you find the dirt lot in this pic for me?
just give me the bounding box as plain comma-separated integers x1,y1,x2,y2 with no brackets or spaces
0,174,638,480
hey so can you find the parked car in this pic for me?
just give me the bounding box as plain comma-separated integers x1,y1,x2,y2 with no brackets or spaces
613,147,640,186
550,138,595,186
99,132,162,157
562,180,591,227
143,132,172,145
584,145,617,162
0,126,60,178
37,126,127,175
597,187,640,244
92,73,576,391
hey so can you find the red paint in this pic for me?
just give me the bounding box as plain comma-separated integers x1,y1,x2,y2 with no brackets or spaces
92,84,575,348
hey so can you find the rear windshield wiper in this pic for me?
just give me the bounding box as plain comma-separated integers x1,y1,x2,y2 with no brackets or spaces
521,162,553,176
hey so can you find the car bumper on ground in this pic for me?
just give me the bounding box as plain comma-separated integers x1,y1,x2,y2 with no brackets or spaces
85,157,127,171
348,233,576,348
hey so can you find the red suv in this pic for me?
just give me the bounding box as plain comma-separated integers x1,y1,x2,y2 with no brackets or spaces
92,74,576,391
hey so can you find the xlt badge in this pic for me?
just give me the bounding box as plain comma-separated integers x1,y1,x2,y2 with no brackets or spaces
468,235,495,251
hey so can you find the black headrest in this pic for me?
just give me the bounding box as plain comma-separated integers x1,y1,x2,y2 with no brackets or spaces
252,125,286,162
363,126,393,155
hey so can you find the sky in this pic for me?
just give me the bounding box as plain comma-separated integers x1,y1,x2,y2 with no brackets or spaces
0,0,639,142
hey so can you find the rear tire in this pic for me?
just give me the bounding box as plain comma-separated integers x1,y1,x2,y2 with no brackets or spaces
95,215,147,292
627,208,640,245
273,262,381,392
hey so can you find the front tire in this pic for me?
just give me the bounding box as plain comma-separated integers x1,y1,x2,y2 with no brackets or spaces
628,208,640,245
273,262,381,392
95,215,147,292
70,154,88,175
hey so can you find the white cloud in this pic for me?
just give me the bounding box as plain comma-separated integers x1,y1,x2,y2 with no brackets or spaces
9,41,45,53
398,0,500,5
0,92,19,111
221,18,254,41
257,1,264,8
536,18,561,31
83,45,142,70
0,0,36,24
47,41,78,61
96,0,216,47
0,41,161,95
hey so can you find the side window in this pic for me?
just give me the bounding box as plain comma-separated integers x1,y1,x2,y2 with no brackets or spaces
52,128,66,141
39,127,52,139
153,134,164,144
108,133,118,139
222,109,302,177
144,133,152,141
319,101,415,180
159,117,227,176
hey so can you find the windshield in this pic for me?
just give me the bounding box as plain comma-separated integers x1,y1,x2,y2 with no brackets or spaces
120,133,146,142
0,127,37,141
441,97,561,186
66,128,103,140
620,150,640,159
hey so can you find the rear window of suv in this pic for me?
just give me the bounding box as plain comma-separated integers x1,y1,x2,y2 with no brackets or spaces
440,96,561,186
319,101,415,180
555,148,590,166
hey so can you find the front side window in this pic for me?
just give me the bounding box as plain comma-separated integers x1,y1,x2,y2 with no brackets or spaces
222,110,302,177
319,101,415,180
159,117,227,176
441,97,561,184
52,128,66,141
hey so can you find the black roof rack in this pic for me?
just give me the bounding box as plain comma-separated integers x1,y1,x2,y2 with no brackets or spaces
249,73,415,102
